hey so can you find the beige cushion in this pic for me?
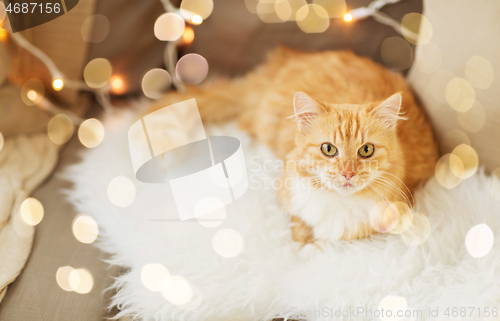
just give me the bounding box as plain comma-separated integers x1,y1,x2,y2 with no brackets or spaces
408,0,500,173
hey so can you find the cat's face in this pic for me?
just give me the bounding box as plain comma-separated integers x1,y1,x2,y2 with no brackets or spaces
292,92,403,196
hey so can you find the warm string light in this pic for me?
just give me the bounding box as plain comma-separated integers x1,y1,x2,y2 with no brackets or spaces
191,14,203,24
8,0,206,118
27,90,37,101
110,76,125,94
7,0,210,157
52,78,64,91
0,26,7,42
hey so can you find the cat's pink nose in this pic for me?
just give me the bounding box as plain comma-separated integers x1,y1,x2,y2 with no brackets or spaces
342,172,355,180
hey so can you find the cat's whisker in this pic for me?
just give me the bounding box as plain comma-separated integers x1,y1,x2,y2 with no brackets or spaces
377,171,415,204
372,177,412,208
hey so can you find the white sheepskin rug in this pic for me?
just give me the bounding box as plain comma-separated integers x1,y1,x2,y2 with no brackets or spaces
64,109,500,321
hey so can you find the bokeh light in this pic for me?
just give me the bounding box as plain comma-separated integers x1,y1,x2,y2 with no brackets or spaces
451,144,478,179
180,0,213,20
465,55,494,90
465,224,494,258
110,76,125,94
378,295,407,321
56,266,75,291
72,214,99,244
435,154,463,189
83,58,112,89
447,152,465,180
488,168,500,202
274,0,292,22
182,26,195,44
401,212,431,246
380,37,413,71
21,79,45,106
369,201,399,233
401,13,433,45
52,78,64,91
440,129,470,154
244,0,259,13
343,13,352,22
142,69,172,99
81,14,110,43
47,114,74,145
141,263,171,292
162,276,192,305
78,118,105,148
20,197,44,226
257,0,284,23
287,0,308,20
457,101,486,133
429,70,455,104
107,176,136,207
69,268,94,294
0,132,3,152
414,42,441,74
176,53,209,85
445,77,475,112
296,4,329,33
195,197,225,227
212,228,244,257
388,202,413,234
312,0,345,18
154,13,185,41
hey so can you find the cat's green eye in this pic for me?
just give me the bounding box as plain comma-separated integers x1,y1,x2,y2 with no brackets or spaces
321,143,337,157
359,143,375,158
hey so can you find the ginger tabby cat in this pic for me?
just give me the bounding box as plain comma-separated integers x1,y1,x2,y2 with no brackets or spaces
152,47,439,244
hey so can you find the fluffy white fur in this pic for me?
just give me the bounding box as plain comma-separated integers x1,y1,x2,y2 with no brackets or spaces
63,109,500,321
288,174,376,241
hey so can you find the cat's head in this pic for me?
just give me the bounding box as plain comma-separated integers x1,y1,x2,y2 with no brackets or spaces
291,91,405,196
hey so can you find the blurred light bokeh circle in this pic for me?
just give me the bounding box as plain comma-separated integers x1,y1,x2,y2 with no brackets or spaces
47,114,74,145
142,69,172,99
84,58,112,89
21,79,45,106
20,197,44,226
401,13,433,45
72,214,99,244
312,0,345,18
296,4,330,33
154,13,185,41
465,55,494,90
380,37,413,71
176,53,209,85
78,118,105,148
81,14,110,43
180,0,214,20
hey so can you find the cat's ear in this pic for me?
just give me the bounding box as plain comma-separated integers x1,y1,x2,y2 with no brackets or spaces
292,91,324,132
371,93,404,129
